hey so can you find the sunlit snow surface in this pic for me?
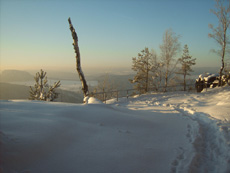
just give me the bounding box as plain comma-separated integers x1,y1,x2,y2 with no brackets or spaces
0,86,230,173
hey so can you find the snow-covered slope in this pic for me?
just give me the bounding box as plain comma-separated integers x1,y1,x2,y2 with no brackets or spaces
0,86,230,173
108,86,230,172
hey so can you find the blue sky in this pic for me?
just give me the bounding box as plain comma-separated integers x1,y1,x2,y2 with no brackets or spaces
0,0,221,73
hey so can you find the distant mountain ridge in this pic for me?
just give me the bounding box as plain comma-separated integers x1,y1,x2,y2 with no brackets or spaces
0,70,34,82
0,67,220,83
0,70,79,82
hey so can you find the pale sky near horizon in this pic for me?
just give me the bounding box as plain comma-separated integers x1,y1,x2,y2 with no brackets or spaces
0,0,225,74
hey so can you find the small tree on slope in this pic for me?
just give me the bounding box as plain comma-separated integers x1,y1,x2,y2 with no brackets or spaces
177,44,196,91
29,69,61,101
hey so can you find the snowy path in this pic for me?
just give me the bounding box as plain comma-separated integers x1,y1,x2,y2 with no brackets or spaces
112,99,198,173
112,86,230,172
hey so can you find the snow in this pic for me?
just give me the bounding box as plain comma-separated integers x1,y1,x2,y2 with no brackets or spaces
0,86,230,173
84,96,103,104
203,73,218,82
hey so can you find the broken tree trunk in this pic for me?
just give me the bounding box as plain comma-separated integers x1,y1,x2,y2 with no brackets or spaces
68,17,89,98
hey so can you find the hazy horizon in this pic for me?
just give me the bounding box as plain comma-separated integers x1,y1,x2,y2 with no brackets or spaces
0,66,221,78
0,66,134,76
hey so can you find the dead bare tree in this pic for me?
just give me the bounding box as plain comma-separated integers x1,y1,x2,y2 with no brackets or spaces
68,17,89,98
209,0,230,86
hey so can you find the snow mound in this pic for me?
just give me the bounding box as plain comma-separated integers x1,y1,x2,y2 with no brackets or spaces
87,97,103,104
0,99,195,173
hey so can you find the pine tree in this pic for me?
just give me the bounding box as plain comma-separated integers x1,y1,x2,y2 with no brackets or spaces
130,47,156,93
29,69,61,101
177,45,196,91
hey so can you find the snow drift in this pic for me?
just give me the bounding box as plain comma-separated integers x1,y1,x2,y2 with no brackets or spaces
0,86,230,173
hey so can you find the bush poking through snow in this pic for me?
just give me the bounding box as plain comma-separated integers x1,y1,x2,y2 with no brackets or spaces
29,69,61,101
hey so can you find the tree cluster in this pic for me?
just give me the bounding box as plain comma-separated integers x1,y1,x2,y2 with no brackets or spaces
130,29,196,92
131,0,230,92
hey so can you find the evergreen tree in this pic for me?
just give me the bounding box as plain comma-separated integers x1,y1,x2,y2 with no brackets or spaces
177,45,196,91
29,69,61,101
130,47,157,93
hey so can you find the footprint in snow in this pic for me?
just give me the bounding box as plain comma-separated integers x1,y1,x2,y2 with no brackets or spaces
118,129,131,134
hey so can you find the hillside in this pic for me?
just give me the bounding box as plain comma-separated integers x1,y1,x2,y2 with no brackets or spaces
0,86,230,172
0,82,83,103
0,83,30,99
